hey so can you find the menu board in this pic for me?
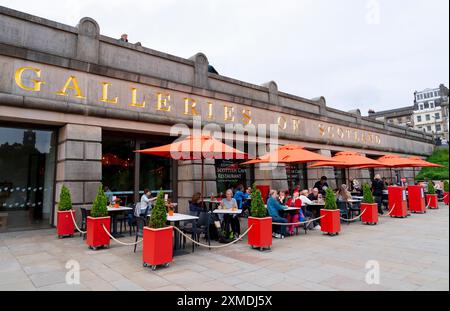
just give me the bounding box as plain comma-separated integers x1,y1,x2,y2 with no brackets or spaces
215,159,247,193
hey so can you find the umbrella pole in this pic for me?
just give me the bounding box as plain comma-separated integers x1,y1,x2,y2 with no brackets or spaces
201,158,204,203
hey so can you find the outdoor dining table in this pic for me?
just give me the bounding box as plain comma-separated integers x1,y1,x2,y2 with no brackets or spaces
166,213,199,256
213,208,242,239
202,198,221,211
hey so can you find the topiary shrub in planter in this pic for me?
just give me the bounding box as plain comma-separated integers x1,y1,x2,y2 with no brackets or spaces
426,181,438,209
143,191,173,271
57,185,75,238
320,188,340,235
360,183,378,225
248,184,272,251
443,181,449,205
86,185,110,250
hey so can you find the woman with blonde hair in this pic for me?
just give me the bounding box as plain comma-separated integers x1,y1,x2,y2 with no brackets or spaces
336,184,352,202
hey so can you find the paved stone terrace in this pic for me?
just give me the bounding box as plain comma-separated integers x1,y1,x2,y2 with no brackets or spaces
0,203,448,291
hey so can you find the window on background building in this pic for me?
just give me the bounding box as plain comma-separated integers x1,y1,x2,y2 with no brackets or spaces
427,125,432,131
417,116,422,122
435,113,440,120
436,124,442,132
430,102,434,108
435,91,440,97
0,125,57,232
419,104,423,110
426,114,431,121
424,102,430,109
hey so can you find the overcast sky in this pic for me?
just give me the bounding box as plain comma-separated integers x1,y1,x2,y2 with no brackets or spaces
1,0,448,114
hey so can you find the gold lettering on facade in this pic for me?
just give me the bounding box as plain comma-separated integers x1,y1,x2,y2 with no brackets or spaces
224,105,234,122
14,67,45,92
207,102,214,120
129,87,145,108
241,109,252,125
184,98,199,116
99,82,118,104
156,93,171,112
292,119,301,132
278,116,287,130
55,76,86,99
319,124,326,137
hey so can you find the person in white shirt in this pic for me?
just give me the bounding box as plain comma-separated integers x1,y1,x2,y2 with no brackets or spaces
135,188,156,217
299,189,321,230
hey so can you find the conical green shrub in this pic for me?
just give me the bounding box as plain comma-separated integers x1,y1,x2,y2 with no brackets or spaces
58,185,72,211
250,184,267,218
362,183,374,204
324,187,337,210
90,185,108,218
148,191,167,229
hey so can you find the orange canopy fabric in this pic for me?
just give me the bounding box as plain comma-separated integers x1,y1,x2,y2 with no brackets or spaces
309,151,383,168
241,144,336,165
407,156,444,168
135,135,247,160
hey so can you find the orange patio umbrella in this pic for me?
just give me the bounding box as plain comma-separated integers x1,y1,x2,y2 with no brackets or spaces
136,135,247,200
407,156,444,168
241,144,338,190
309,151,384,186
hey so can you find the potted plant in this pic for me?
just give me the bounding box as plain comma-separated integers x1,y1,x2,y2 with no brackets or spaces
426,181,438,209
360,183,378,225
86,185,110,250
443,181,449,205
248,185,272,251
320,188,340,236
143,191,173,271
56,185,75,238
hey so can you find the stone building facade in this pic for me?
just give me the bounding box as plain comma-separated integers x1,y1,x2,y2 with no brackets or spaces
0,6,434,231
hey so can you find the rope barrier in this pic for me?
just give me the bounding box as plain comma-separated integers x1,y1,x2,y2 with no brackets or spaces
172,225,254,249
340,208,367,222
70,210,87,234
381,203,395,217
425,198,432,209
102,224,143,246
272,215,326,226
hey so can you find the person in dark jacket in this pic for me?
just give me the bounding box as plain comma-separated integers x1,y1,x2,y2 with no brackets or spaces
313,176,329,195
372,174,385,214
189,192,203,213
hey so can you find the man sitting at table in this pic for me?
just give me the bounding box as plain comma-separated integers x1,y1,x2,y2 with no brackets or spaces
307,188,320,201
233,184,246,209
135,188,156,217
267,190,288,238
219,189,241,239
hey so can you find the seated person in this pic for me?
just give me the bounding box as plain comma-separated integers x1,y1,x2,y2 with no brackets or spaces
136,188,156,216
307,188,320,201
336,184,352,203
278,190,289,205
189,192,203,213
299,190,321,230
219,189,240,239
267,189,288,238
314,176,329,195
285,190,305,235
241,186,252,213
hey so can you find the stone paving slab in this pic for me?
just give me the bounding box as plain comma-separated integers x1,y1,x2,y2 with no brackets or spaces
0,203,448,291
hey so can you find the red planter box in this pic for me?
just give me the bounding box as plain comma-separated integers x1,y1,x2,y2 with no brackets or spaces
388,186,408,218
86,216,111,249
256,185,270,204
247,217,272,250
320,209,340,235
408,185,426,214
143,226,173,270
360,203,378,225
444,192,449,205
426,194,438,209
57,210,75,238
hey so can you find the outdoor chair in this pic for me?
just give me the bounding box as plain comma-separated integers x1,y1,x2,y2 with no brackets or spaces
337,200,351,225
134,216,146,253
182,211,211,251
127,203,137,236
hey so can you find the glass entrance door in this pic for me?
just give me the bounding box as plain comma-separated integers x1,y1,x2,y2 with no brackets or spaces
0,125,56,232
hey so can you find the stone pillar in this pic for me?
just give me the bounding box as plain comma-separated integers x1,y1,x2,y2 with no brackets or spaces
54,124,102,225
76,17,100,63
253,163,288,191
189,53,209,89
177,159,217,214
307,149,336,189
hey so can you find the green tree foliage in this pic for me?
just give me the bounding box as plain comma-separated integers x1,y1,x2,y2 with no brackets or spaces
427,181,436,195
148,191,167,229
324,187,337,210
250,184,267,218
58,185,72,211
444,181,449,192
362,183,375,204
90,185,108,218
416,148,449,180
